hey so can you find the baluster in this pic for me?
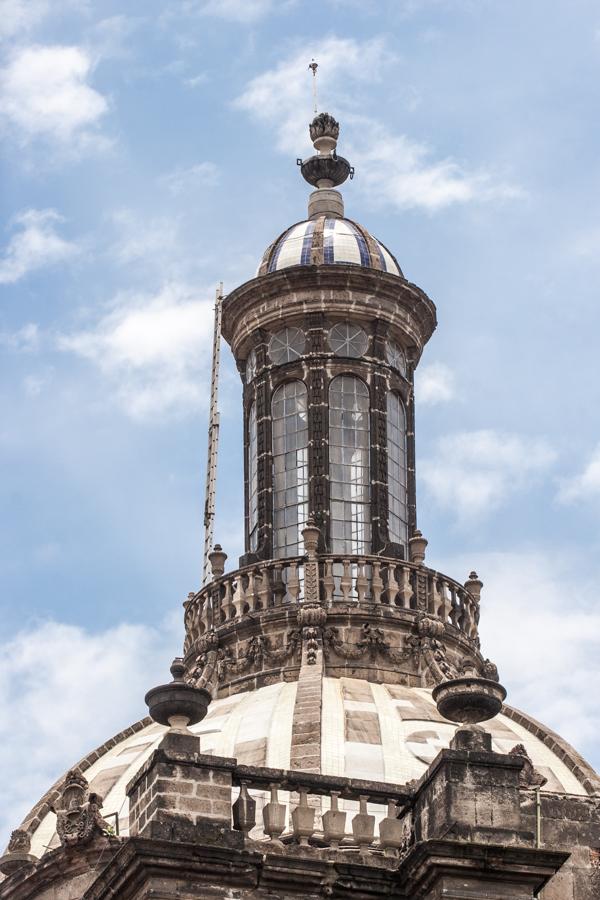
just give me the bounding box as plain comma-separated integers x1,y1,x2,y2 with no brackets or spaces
356,558,368,603
426,572,436,615
322,559,335,605
246,569,259,611
291,789,315,846
199,592,210,633
352,795,375,854
263,783,286,842
340,558,352,603
322,791,346,850
385,563,400,605
272,563,285,607
211,584,223,626
379,800,406,858
222,577,234,620
232,576,246,619
399,565,414,608
438,580,452,623
371,560,383,604
449,585,459,627
286,561,301,605
260,565,272,608
457,588,469,634
232,781,256,837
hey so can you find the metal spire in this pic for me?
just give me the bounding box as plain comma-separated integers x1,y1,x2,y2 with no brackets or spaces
202,283,223,585
308,59,318,115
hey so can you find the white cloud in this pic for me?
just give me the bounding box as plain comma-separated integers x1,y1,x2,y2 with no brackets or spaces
558,442,600,503
197,0,277,23
0,614,180,848
235,37,521,211
0,0,89,41
0,0,48,39
235,37,396,155
352,118,522,211
159,162,220,195
0,44,108,149
415,361,456,405
58,283,215,421
462,550,600,764
0,322,40,351
0,210,78,285
420,429,556,522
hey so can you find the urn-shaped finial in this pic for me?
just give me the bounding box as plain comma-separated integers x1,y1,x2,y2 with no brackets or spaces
309,112,340,154
145,657,211,730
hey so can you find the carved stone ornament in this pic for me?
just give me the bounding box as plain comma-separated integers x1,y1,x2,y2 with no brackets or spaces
199,629,301,683
509,744,548,789
309,112,340,143
7,830,30,854
52,770,110,848
297,603,327,629
480,658,500,682
0,829,37,877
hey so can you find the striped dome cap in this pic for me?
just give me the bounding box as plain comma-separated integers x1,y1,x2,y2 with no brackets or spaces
257,216,403,278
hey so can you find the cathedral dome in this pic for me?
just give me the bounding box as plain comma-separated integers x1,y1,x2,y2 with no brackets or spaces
257,215,403,278
16,679,595,860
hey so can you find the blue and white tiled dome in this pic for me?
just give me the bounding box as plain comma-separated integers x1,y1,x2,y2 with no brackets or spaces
257,216,403,278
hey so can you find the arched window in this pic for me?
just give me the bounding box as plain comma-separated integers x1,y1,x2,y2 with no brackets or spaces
248,402,259,551
387,392,408,547
329,376,371,554
272,381,309,557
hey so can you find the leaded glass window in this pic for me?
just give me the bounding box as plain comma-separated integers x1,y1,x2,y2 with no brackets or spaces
328,322,369,358
268,327,305,365
387,392,408,547
329,375,371,554
272,381,309,557
248,402,259,551
385,340,407,376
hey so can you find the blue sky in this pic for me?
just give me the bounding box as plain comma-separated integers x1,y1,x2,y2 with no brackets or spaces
1,0,600,844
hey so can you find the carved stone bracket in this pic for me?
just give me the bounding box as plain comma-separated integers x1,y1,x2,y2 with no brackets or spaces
51,770,110,848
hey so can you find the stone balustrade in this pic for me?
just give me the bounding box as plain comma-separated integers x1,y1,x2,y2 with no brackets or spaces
231,766,413,856
183,553,480,646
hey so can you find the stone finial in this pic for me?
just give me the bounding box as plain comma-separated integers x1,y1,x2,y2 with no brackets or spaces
145,658,211,731
0,830,36,877
52,770,110,848
409,530,428,565
309,112,340,154
300,111,352,207
301,518,320,557
432,676,507,725
464,571,483,601
208,544,227,578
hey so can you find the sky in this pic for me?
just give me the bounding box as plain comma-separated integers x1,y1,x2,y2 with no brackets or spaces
1,0,600,846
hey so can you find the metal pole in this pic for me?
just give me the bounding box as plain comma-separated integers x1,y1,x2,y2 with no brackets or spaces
202,283,223,585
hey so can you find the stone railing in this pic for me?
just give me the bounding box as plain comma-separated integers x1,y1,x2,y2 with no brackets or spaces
231,765,412,856
184,542,480,647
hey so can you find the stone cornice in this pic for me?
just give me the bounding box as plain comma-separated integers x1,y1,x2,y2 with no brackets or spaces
222,264,437,362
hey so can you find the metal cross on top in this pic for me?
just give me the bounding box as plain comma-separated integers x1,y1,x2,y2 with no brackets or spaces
308,59,318,114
